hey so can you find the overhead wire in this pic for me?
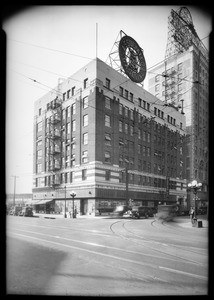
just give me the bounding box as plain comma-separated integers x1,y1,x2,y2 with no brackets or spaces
8,36,206,117
8,38,94,61
8,31,208,140
7,30,209,180
10,64,191,143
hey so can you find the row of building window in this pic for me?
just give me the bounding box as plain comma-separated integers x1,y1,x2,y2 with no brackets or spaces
35,171,181,190
154,107,164,119
62,86,76,101
61,78,89,102
37,150,182,174
119,87,134,102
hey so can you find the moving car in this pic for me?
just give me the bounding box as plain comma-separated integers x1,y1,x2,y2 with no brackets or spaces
122,210,133,218
112,205,131,217
155,204,177,221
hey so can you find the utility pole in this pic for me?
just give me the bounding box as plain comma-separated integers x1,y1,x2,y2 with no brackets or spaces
64,185,67,218
12,175,18,206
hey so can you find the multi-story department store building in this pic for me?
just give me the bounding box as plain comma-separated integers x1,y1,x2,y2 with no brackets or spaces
33,58,187,216
148,44,209,209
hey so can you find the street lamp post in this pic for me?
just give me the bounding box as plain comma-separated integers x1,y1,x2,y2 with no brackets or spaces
70,191,76,218
64,186,67,218
125,167,129,206
187,180,202,221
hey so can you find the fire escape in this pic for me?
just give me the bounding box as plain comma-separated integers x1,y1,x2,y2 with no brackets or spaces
163,67,177,106
46,96,62,188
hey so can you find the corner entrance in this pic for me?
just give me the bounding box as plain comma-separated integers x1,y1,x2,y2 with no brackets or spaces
80,199,88,215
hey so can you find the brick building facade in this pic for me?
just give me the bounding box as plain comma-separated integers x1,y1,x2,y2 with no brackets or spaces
32,58,187,216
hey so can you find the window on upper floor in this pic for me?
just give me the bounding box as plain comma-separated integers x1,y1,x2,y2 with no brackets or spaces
70,172,73,183
124,106,129,118
125,89,128,99
83,96,88,109
83,132,88,145
36,163,42,173
125,123,128,134
105,133,111,146
178,63,182,71
72,120,76,132
155,75,160,82
67,89,71,99
104,151,111,163
37,149,42,160
119,87,123,97
119,103,123,115
83,114,88,127
72,86,75,96
66,122,70,134
119,121,123,132
106,78,110,89
84,78,88,89
72,103,76,115
82,169,87,180
66,106,70,118
105,114,111,127
105,170,111,181
105,97,111,109
82,151,88,163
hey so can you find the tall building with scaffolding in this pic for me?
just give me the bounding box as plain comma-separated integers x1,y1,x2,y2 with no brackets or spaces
32,55,187,216
148,7,209,209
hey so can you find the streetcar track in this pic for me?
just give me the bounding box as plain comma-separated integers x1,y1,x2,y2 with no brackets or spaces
7,227,176,262
126,220,208,256
109,219,206,266
7,222,113,238
8,231,208,282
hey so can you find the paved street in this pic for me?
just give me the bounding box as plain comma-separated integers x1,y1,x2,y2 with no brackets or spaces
6,215,208,296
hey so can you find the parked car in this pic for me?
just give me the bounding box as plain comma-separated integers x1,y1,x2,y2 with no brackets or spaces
147,207,157,217
197,207,207,215
19,206,33,217
10,206,23,216
131,206,150,219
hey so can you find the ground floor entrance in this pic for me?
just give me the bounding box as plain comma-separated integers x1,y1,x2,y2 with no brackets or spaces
80,199,88,215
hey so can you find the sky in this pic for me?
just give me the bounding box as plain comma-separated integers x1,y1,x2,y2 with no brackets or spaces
3,5,212,194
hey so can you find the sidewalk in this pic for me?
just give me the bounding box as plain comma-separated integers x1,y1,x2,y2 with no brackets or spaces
33,213,102,219
174,217,208,229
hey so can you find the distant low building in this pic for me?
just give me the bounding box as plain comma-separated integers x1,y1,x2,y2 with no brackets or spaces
6,193,33,206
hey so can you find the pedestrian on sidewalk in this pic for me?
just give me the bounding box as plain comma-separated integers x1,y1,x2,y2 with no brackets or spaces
189,207,194,224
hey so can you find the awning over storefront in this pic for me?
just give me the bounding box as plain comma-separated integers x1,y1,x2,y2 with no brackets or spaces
33,199,54,205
